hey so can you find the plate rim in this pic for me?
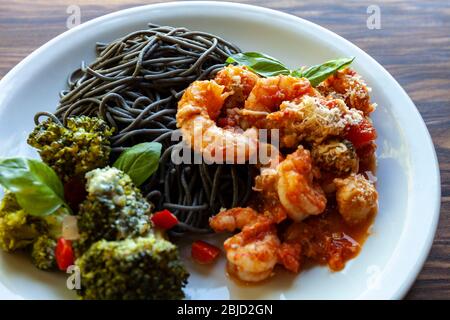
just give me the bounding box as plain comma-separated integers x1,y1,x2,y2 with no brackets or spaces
0,1,441,300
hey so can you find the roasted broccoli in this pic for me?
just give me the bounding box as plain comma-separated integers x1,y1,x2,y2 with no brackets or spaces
76,167,152,254
27,116,114,182
76,234,189,300
31,235,57,270
0,192,21,212
311,139,359,176
0,191,68,253
0,192,46,252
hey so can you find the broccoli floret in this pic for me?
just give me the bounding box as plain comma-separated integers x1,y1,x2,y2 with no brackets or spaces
76,234,189,300
76,167,152,254
27,116,114,182
31,235,57,270
0,191,70,254
0,193,46,252
0,192,21,213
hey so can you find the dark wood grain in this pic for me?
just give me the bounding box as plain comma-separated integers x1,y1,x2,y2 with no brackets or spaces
0,0,448,299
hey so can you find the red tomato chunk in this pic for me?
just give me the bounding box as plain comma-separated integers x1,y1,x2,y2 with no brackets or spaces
345,118,377,149
191,240,221,264
151,209,179,230
55,238,74,271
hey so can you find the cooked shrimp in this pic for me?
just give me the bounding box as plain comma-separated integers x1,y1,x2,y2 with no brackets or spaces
215,65,259,110
240,75,315,128
334,174,378,225
245,75,314,113
317,68,375,115
176,78,258,163
209,207,260,232
276,146,327,221
212,65,260,128
210,207,280,282
225,224,280,282
254,146,326,222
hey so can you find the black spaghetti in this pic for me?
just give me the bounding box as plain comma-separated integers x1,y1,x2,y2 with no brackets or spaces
35,24,254,235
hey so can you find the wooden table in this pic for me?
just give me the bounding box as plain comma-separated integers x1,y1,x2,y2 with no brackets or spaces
0,0,448,299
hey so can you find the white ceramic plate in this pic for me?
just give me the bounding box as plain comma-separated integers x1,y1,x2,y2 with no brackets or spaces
0,2,440,300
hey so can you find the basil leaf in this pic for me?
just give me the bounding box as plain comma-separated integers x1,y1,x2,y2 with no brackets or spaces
113,142,162,186
227,52,355,87
226,52,291,77
0,158,66,216
301,57,355,86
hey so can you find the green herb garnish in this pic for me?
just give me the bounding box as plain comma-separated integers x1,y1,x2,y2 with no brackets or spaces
0,158,68,216
113,142,162,186
227,52,355,86
226,52,291,77
300,57,355,86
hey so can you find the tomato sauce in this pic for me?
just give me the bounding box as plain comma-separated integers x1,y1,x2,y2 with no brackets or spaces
292,203,376,272
227,144,377,284
264,148,375,275
289,147,377,272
